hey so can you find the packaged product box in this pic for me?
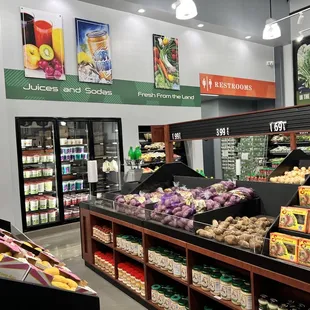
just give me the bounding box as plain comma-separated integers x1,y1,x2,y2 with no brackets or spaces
269,232,299,263
279,206,310,233
298,186,310,206
298,238,310,267
0,241,31,281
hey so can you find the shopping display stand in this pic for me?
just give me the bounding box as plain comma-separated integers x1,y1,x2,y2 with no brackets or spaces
0,219,100,310
80,163,310,309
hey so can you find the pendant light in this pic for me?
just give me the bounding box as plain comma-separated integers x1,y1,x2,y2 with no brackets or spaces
175,0,198,20
262,0,281,40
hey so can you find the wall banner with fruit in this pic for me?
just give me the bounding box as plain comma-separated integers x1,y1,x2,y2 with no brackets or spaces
293,35,310,105
4,69,200,107
21,7,65,80
153,34,180,90
75,18,112,84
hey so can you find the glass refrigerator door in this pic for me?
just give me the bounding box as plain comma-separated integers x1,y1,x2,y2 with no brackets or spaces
59,120,90,221
93,121,121,198
20,120,59,229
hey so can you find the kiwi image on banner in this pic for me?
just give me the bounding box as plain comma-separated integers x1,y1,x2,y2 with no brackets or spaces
75,18,112,84
20,7,66,80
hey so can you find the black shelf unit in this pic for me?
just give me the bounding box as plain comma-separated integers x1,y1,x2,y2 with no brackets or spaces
16,117,124,232
138,125,188,173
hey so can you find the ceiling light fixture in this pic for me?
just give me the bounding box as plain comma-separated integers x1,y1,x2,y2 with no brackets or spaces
175,0,198,20
197,24,204,28
262,0,281,40
296,32,304,42
171,0,180,10
138,8,145,13
297,12,304,25
245,35,252,39
296,28,310,42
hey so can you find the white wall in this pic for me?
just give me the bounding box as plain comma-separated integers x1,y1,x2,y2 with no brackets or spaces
0,0,275,229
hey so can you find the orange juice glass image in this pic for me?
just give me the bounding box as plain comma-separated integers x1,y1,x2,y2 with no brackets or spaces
34,20,52,47
87,30,109,55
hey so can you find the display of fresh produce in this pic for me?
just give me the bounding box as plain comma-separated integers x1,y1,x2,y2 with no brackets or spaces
297,134,310,141
144,142,165,150
142,152,165,162
269,166,309,184
197,216,273,252
114,182,255,233
270,146,290,154
271,135,290,143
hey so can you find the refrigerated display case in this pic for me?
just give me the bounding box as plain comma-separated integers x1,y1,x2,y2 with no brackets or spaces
16,117,124,232
16,119,60,230
58,120,90,222
92,120,123,198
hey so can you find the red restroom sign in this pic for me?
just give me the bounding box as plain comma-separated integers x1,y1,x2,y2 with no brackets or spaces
199,73,276,99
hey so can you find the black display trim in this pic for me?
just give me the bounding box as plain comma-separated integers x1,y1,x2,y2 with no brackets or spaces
169,104,310,140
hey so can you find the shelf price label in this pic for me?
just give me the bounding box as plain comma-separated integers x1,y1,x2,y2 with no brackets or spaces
216,127,230,137
269,121,287,133
171,132,182,140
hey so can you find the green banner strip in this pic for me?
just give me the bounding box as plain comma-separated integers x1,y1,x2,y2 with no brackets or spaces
4,69,200,107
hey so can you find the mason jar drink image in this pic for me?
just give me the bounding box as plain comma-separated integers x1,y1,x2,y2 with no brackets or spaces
87,31,112,81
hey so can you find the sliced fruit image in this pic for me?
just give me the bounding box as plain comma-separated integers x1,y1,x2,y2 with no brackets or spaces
78,51,92,64
39,44,54,61
52,28,65,65
23,44,41,70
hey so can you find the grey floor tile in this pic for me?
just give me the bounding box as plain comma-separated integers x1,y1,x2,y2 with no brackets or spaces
30,228,147,310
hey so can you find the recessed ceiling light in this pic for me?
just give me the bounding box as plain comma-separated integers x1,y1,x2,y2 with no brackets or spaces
245,35,251,39
197,24,204,28
138,9,145,13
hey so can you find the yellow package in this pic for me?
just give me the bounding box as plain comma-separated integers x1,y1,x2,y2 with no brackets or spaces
299,186,310,206
298,238,310,267
270,232,299,263
279,206,310,233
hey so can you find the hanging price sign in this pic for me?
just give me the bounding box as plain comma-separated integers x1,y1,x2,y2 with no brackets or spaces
216,127,230,137
269,121,287,133
171,132,182,140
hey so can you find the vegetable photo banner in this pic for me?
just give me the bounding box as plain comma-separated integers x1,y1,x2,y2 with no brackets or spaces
153,34,180,90
293,35,310,105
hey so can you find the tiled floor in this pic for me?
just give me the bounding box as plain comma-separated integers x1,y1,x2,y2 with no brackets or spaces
28,225,146,310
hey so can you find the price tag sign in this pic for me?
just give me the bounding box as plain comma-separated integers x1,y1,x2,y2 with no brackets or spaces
216,127,230,137
171,132,182,140
269,121,287,133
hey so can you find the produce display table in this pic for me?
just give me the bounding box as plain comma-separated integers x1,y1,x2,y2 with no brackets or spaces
80,198,310,310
